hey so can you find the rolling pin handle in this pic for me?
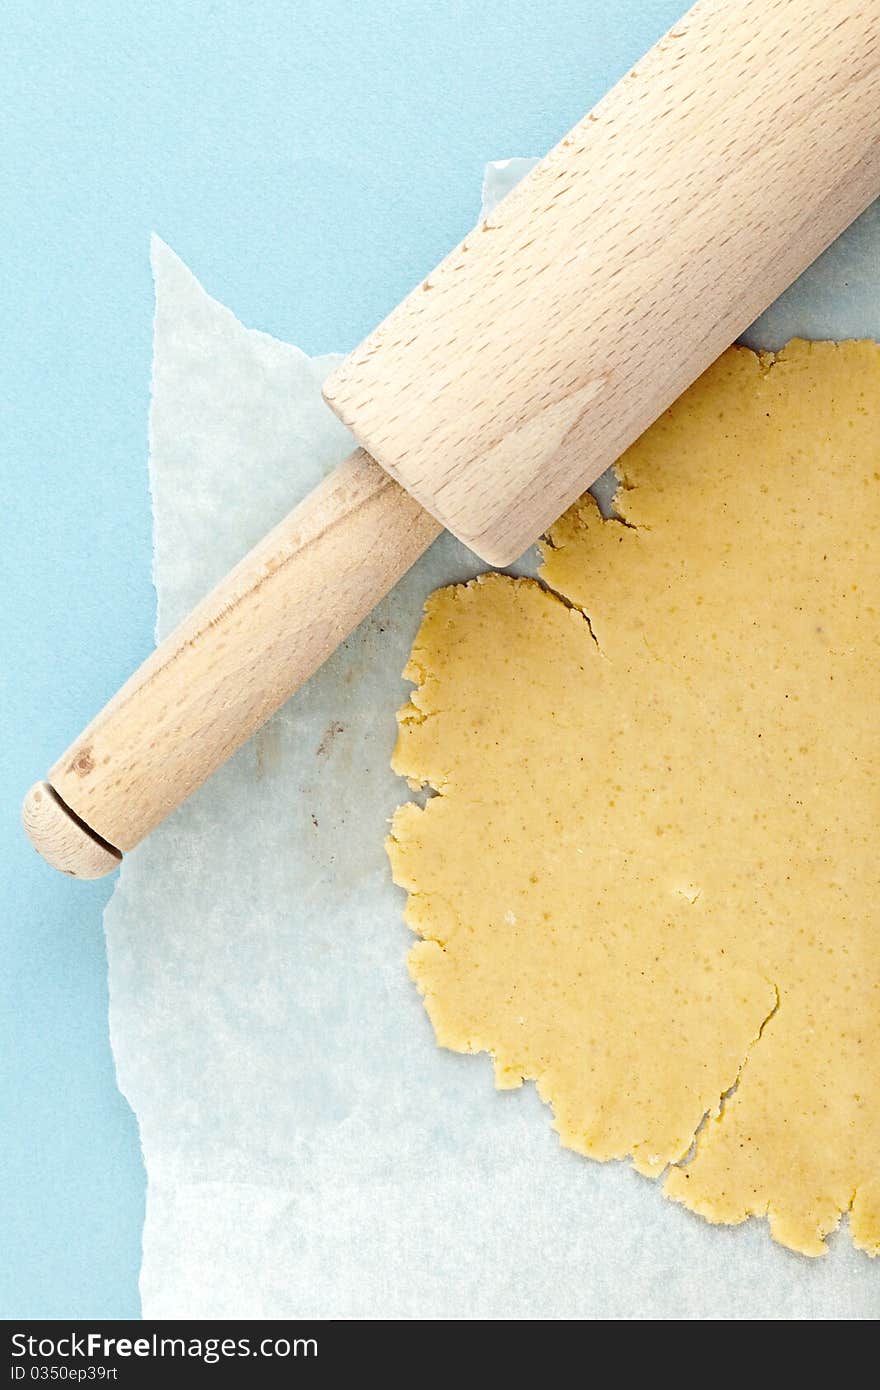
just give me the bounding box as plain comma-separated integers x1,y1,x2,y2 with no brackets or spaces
22,781,123,880
22,449,441,877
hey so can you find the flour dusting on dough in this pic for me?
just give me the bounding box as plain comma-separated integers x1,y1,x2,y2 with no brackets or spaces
388,341,880,1258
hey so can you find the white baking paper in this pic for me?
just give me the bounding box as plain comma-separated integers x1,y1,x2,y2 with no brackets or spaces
105,161,880,1319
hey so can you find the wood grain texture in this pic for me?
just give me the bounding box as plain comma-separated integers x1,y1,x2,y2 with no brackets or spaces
323,0,880,564
39,450,440,863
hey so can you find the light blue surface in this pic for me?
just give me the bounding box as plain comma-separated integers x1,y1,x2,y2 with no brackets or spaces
8,0,875,1320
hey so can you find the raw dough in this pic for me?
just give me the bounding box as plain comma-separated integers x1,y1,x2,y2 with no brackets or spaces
387,340,880,1257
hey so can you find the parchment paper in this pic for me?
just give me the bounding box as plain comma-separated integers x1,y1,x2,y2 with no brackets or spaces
105,161,880,1319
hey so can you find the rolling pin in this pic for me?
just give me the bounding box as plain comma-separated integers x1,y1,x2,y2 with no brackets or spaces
24,0,880,878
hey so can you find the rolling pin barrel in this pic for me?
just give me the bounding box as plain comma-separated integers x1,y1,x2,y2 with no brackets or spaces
24,0,880,877
323,0,880,563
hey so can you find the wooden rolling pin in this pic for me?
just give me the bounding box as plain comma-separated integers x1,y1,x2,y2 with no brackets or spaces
24,0,880,877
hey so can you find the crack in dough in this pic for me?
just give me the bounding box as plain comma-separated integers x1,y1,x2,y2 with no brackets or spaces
387,341,880,1258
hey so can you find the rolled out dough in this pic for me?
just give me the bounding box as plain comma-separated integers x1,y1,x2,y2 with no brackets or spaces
388,340,880,1258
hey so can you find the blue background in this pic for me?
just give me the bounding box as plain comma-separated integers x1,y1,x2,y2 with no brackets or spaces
2,0,686,1318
